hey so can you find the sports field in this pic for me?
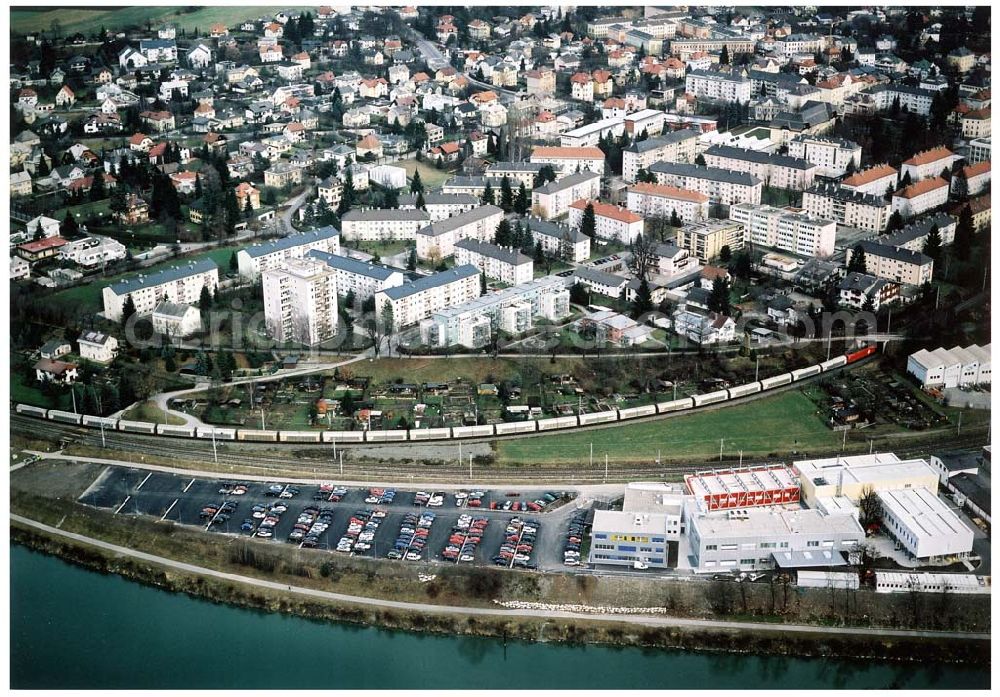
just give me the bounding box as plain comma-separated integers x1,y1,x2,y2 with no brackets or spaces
496,390,841,465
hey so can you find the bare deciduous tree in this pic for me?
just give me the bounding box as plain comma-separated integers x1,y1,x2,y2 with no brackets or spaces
627,233,656,281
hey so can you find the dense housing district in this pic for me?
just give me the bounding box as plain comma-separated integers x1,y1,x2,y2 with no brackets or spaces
7,4,992,612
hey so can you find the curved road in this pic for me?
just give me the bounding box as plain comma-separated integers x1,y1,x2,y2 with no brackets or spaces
10,514,988,641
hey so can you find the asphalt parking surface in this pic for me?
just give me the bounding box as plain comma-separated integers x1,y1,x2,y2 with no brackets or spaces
78,466,586,570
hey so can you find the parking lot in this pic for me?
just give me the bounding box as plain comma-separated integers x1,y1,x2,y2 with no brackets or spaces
78,466,584,571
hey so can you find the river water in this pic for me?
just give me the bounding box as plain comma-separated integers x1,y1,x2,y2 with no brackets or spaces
10,546,989,689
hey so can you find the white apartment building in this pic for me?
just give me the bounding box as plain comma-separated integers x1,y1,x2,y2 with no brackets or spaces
892,177,950,219
529,146,606,176
684,70,753,103
567,199,645,244
967,137,990,164
58,236,127,268
950,161,991,198
375,265,481,329
415,205,505,261
907,344,991,388
802,183,892,233
882,213,957,252
626,183,710,223
841,163,899,197
676,219,747,262
787,135,862,177
483,162,545,189
559,117,625,148
624,109,667,138
151,302,201,338
340,209,431,242
237,226,341,281
524,217,591,263
419,275,570,348
397,192,480,221
849,240,934,286
103,259,219,322
308,250,405,301
454,239,533,286
532,171,602,220
703,145,818,190
868,84,935,116
729,203,836,258
900,146,962,183
622,128,699,183
77,330,119,364
262,258,338,346
649,162,762,206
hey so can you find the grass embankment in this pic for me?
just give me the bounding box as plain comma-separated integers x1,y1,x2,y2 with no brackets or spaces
10,6,312,35
498,390,839,465
8,483,991,665
121,401,187,426
399,159,452,189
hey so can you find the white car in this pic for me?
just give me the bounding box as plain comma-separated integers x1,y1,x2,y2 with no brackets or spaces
405,552,422,561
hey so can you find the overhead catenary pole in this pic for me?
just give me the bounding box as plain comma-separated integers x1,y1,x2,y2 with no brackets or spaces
719,438,724,462
469,454,473,480
260,407,266,430
211,428,218,464
604,453,608,483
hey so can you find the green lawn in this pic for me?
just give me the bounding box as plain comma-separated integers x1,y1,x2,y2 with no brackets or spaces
122,400,186,426
11,371,65,410
400,159,452,190
497,390,841,465
11,6,313,36
52,199,112,224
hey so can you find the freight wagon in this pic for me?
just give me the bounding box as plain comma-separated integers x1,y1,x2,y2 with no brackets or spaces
791,365,822,381
321,430,365,443
452,424,495,439
656,398,695,413
820,355,848,372
278,431,322,443
364,429,408,442
237,429,279,442
409,427,453,440
759,373,793,390
82,415,118,429
537,416,579,431
726,382,762,399
578,410,619,425
118,419,156,434
48,409,83,425
692,390,729,407
196,426,237,440
494,421,539,435
618,404,657,420
16,404,48,418
157,424,196,438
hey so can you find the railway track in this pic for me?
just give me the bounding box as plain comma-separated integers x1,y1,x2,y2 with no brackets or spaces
12,413,988,484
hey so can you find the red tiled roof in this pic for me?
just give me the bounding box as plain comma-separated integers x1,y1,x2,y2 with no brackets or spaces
903,146,954,166
531,146,605,159
959,160,991,178
19,236,67,253
570,199,643,223
895,177,948,199
842,163,897,188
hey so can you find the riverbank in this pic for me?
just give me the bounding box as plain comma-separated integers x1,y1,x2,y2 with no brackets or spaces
10,521,990,666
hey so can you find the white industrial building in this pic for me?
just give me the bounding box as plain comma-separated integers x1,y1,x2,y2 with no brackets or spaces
876,487,975,561
262,258,338,346
590,483,687,569
874,572,989,594
418,275,570,348
907,344,992,388
795,453,941,507
237,226,341,281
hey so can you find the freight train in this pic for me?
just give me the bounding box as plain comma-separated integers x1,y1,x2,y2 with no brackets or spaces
14,346,876,444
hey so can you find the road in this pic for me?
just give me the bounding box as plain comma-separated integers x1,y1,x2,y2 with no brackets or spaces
10,514,989,641
409,30,519,100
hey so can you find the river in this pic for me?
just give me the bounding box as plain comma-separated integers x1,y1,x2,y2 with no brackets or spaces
10,546,989,690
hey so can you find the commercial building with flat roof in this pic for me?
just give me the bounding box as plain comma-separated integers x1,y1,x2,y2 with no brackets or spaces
876,487,975,560
685,465,801,511
794,453,940,507
907,344,991,388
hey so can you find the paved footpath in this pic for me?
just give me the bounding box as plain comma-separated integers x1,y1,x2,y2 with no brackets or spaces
10,514,989,641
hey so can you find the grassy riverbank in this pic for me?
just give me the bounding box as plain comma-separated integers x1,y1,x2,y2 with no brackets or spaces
10,526,989,667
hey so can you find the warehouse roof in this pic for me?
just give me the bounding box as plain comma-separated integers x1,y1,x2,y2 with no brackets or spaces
693,507,863,538
793,453,937,488
876,487,974,542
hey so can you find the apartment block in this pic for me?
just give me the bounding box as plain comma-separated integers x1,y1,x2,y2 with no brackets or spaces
729,203,836,258
262,258,338,346
840,163,899,197
454,239,534,285
676,219,747,263
849,240,934,286
951,161,991,198
415,205,504,260
567,199,644,244
375,265,481,328
559,118,625,148
892,177,950,219
900,146,962,183
237,226,341,281
420,276,570,348
308,250,405,301
103,259,219,322
684,69,752,103
787,135,861,177
649,162,762,206
802,183,892,233
340,208,431,242
524,217,591,263
531,171,602,219
626,182,709,223
703,145,818,190
529,146,606,176
483,162,545,189
397,192,480,221
622,128,699,183
882,213,957,251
